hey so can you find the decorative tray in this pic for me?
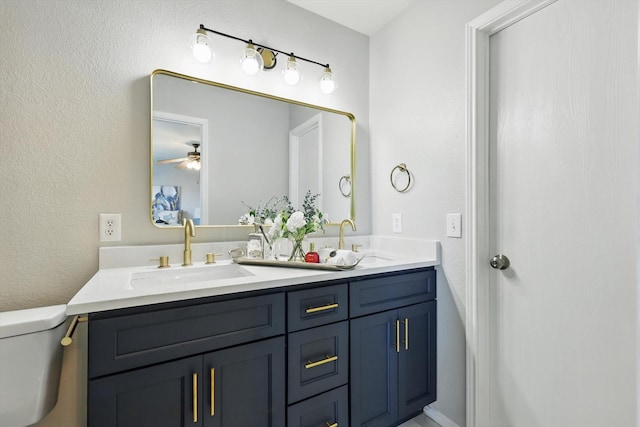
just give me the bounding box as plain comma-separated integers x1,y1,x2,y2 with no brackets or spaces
233,257,362,271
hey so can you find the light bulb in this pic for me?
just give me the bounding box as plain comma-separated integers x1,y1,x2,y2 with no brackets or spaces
240,43,264,76
190,29,213,64
283,56,301,85
319,67,336,94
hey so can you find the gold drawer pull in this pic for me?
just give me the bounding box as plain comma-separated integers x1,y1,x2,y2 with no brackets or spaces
192,372,198,423
306,303,339,314
210,368,215,416
326,422,338,427
396,320,400,353
305,355,338,369
404,318,409,350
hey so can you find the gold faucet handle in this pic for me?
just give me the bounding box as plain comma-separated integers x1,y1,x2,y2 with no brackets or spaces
351,244,362,253
205,253,223,264
150,256,170,268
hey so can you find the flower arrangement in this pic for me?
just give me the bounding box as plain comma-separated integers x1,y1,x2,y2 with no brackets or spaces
240,191,327,261
267,191,327,243
238,196,282,226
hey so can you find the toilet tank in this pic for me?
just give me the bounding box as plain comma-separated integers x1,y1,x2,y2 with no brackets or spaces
0,305,68,427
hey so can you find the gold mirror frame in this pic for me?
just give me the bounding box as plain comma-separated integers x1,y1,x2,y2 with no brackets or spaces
150,69,356,228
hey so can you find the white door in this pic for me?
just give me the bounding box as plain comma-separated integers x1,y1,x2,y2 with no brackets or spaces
472,0,637,426
289,114,323,209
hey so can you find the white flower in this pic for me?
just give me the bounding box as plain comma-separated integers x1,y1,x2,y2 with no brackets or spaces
286,211,306,233
268,216,283,239
238,213,255,225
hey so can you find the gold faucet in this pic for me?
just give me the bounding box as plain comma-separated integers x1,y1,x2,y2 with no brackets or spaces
182,218,196,266
338,218,356,250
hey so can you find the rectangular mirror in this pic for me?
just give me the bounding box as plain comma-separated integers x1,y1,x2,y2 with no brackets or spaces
150,70,355,228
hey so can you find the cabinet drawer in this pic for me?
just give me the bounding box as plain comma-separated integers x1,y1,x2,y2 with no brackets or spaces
287,283,348,332
88,293,285,378
288,321,349,404
287,385,348,427
350,269,436,317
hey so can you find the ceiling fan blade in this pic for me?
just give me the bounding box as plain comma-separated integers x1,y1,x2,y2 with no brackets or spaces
157,157,187,164
176,160,191,169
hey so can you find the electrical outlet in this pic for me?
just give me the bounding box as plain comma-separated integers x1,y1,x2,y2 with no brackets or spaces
447,213,462,238
392,213,403,233
100,213,121,242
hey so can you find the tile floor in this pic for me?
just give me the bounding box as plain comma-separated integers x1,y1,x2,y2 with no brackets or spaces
398,413,442,427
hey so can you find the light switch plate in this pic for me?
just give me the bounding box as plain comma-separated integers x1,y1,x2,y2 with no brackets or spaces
446,213,462,238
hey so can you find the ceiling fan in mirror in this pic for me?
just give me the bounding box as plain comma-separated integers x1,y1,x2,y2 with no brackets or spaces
157,141,201,170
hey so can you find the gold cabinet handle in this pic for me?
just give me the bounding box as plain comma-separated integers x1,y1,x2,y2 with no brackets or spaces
210,368,215,416
396,320,400,353
326,422,338,427
306,303,339,314
305,355,338,369
404,318,409,350
192,373,198,423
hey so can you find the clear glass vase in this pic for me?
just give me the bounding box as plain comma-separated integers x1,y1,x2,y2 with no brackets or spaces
288,237,306,262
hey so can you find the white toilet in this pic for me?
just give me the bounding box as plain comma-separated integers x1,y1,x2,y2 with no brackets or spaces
0,305,68,427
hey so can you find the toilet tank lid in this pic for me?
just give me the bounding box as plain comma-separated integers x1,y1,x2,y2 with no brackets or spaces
0,305,67,339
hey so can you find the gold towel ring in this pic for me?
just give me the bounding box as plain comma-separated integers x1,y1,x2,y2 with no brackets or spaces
339,174,351,197
390,163,411,193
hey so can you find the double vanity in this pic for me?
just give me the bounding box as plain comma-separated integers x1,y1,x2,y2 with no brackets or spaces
66,70,440,427
68,239,439,427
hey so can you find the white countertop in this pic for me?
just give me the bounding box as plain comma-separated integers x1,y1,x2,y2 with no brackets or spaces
67,236,440,315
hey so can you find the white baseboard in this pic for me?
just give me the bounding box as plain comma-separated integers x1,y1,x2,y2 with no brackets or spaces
423,406,462,427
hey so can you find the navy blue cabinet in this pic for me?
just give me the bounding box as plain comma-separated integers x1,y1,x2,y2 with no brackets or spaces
350,270,437,427
88,337,285,427
205,337,285,427
87,268,436,427
287,385,349,427
399,301,437,419
88,294,285,427
350,309,400,427
88,356,203,427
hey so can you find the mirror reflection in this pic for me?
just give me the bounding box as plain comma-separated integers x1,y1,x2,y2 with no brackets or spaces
151,70,355,227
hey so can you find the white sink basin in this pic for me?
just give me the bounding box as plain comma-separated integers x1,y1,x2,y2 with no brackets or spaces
357,254,395,266
129,264,254,290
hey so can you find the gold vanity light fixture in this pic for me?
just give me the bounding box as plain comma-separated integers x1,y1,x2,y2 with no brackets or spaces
190,24,336,94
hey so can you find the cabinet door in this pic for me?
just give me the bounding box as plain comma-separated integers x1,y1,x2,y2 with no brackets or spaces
350,310,399,427
88,356,202,427
398,301,437,419
204,336,285,427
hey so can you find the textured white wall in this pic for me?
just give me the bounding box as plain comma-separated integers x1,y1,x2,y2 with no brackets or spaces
370,1,503,425
0,0,369,312
0,1,368,426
